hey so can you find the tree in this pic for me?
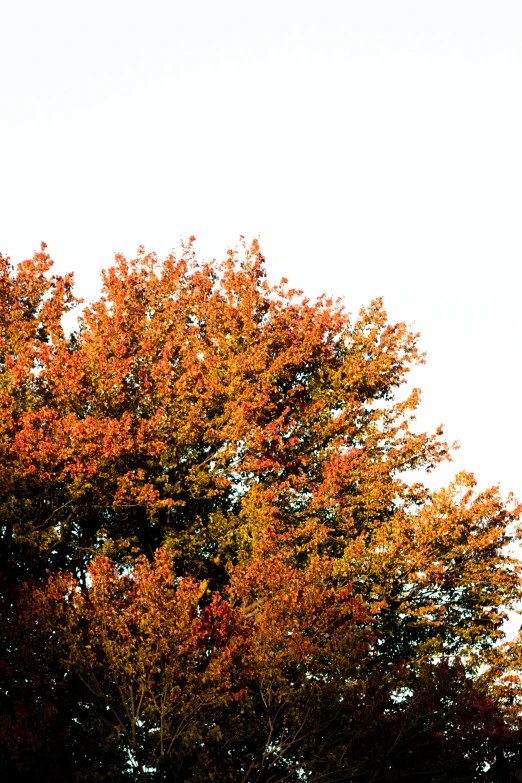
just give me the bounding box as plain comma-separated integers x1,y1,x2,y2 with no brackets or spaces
1,239,521,780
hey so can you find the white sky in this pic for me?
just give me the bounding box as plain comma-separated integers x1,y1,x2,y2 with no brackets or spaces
1,0,521,501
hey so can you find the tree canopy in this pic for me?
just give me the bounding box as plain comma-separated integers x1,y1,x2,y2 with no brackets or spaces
1,240,522,781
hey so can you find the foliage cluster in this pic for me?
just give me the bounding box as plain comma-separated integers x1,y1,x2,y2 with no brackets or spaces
1,240,522,781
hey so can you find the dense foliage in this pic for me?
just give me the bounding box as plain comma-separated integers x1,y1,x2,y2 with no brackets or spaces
1,240,522,781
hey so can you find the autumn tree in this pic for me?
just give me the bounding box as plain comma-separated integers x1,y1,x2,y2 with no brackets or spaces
1,239,521,781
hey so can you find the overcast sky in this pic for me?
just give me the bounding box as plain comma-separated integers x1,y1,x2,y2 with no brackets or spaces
1,0,521,501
